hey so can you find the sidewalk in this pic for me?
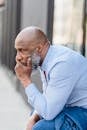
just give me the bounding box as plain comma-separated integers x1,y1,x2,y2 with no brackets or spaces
0,66,32,130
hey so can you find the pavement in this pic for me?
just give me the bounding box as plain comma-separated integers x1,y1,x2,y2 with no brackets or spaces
0,66,32,130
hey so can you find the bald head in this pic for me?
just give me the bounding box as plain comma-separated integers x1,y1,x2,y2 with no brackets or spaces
15,26,48,46
15,26,50,67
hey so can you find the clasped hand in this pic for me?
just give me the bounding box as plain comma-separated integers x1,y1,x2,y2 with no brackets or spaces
15,58,32,87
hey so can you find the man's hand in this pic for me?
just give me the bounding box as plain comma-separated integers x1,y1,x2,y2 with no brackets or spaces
26,114,40,130
15,58,32,87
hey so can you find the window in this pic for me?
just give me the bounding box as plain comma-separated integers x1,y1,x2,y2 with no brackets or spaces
53,0,85,54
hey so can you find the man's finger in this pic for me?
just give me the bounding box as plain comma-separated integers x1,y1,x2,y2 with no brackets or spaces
27,57,32,67
15,62,23,71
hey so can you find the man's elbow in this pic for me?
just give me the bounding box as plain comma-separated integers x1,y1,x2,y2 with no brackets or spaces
44,116,55,120
42,111,57,120
41,106,62,120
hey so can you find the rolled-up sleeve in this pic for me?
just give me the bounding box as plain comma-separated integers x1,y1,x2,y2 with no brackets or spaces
25,62,78,120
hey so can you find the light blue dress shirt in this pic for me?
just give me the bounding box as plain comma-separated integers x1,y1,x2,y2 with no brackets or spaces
25,45,87,120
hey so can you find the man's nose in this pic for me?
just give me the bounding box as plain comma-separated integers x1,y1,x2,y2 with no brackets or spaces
16,54,22,62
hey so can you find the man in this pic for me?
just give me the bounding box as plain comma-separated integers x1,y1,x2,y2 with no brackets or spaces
15,26,87,130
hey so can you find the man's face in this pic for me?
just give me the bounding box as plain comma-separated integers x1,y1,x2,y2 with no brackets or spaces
15,41,36,66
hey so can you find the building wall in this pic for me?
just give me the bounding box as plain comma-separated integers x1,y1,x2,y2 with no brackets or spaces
0,7,4,62
0,0,18,70
21,0,48,33
0,0,51,70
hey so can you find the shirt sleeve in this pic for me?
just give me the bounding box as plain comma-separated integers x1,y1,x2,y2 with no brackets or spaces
25,61,78,120
31,110,43,119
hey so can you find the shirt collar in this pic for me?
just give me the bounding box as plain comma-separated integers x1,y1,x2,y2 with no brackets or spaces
41,45,52,71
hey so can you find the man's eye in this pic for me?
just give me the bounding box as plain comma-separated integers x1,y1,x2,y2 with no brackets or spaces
18,49,22,52
19,49,25,52
23,49,27,52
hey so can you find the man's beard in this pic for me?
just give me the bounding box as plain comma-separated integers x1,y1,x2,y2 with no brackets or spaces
31,52,41,70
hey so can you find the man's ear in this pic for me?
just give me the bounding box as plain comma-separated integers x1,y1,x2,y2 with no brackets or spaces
36,44,43,53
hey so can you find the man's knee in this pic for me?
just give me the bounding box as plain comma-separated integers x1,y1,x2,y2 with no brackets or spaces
32,124,40,130
32,119,55,130
32,120,44,130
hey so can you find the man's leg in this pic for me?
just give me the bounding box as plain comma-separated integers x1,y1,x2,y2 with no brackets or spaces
55,112,80,130
60,115,79,130
32,119,55,130
32,106,87,130
55,106,87,130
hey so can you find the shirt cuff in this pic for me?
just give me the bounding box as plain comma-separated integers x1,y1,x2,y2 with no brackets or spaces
33,110,43,119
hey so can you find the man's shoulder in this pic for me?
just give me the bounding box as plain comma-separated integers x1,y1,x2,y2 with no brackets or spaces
47,45,86,73
49,45,72,63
